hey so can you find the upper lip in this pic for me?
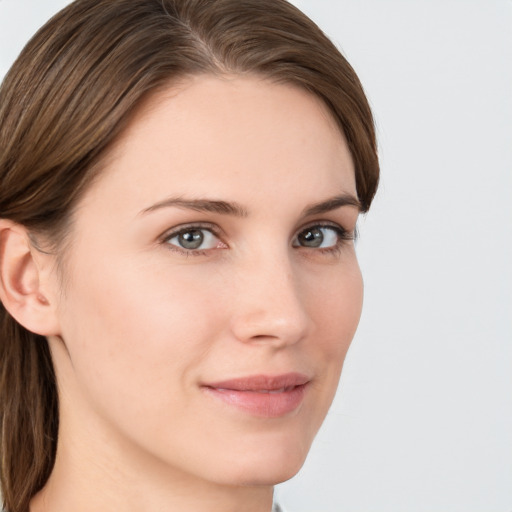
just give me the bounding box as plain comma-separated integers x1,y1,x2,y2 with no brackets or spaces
203,373,310,392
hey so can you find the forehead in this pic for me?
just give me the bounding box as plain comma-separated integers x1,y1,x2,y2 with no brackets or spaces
81,75,356,215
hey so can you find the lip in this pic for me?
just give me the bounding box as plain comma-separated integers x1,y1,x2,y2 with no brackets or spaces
202,373,310,418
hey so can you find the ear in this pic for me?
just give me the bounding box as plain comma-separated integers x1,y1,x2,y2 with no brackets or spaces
0,220,61,336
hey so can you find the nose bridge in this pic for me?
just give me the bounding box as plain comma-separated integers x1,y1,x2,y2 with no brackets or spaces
230,245,310,345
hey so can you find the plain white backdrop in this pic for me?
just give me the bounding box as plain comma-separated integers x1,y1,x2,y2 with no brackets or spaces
1,1,511,511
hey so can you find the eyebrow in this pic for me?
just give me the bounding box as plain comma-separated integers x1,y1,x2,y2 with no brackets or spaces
302,194,361,216
140,193,360,218
140,197,249,217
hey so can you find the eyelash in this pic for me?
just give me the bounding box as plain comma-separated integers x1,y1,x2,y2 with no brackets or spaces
160,222,355,257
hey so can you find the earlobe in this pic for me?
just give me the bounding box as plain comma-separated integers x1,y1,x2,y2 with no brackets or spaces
0,220,61,336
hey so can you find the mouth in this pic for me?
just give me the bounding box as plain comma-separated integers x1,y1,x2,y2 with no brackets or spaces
201,373,310,418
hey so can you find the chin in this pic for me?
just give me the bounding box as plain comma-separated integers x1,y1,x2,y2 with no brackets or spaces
246,459,306,486
210,430,313,487
226,458,307,487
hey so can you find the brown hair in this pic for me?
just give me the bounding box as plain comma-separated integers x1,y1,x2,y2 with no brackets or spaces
0,0,379,510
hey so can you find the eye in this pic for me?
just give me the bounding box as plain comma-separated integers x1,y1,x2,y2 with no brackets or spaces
293,224,349,249
164,226,224,252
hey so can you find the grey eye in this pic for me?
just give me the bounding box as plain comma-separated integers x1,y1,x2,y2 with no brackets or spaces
177,230,204,249
297,227,324,247
294,226,340,248
166,228,219,251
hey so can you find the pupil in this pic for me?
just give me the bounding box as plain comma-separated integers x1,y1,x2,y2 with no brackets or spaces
179,230,204,249
300,228,323,247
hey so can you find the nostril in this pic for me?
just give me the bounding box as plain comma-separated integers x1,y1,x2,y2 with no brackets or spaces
229,309,309,347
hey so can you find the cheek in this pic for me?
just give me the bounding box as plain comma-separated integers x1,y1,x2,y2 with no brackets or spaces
302,258,363,410
56,256,219,413
309,257,363,353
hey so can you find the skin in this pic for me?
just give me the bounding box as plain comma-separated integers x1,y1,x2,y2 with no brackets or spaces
26,75,363,512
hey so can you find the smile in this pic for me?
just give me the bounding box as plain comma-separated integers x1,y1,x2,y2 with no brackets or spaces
202,373,310,418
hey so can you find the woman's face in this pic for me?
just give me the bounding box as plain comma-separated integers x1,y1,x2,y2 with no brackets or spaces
48,75,363,487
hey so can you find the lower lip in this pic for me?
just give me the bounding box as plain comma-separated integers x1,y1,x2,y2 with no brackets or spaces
203,384,307,418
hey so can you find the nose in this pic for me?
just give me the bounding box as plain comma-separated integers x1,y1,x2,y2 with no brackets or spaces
228,251,310,347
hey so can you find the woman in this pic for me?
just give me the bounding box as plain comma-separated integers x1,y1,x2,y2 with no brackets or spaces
0,0,379,511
